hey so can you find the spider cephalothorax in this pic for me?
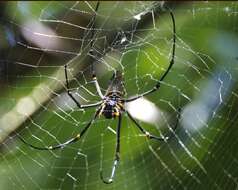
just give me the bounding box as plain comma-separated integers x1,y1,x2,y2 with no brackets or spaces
18,1,180,185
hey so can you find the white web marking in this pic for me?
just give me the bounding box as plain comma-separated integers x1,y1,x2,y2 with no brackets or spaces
1,1,237,190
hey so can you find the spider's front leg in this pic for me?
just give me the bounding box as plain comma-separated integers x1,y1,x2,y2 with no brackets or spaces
92,73,104,99
64,64,102,109
100,114,122,184
124,10,176,103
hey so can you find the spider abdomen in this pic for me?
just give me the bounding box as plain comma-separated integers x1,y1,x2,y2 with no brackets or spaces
102,104,117,119
101,94,124,119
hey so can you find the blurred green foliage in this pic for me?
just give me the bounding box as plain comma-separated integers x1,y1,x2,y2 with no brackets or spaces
0,1,238,190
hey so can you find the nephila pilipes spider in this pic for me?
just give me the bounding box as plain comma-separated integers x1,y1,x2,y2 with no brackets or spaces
18,2,180,184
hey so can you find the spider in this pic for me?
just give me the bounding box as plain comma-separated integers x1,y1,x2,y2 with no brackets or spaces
18,2,180,184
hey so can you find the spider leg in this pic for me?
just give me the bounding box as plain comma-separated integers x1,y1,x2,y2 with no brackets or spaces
64,2,102,108
18,107,101,150
124,10,176,103
92,74,104,99
89,2,104,99
126,107,181,141
64,64,102,108
100,114,122,184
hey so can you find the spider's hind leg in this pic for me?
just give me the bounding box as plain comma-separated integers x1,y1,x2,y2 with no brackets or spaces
18,108,101,151
100,114,122,184
126,107,181,141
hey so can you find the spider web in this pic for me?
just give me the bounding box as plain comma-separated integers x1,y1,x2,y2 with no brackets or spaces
1,1,238,190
